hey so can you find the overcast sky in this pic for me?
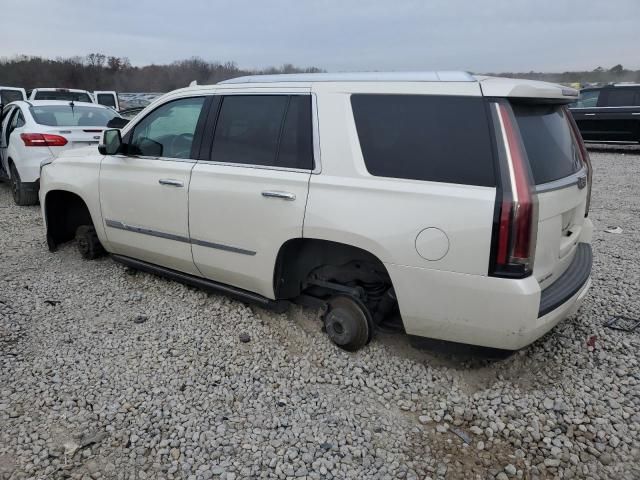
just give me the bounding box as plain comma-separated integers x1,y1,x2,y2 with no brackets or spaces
1,0,638,72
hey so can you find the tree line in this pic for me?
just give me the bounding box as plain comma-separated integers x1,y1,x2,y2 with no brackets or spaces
1,54,638,92
0,54,323,92
485,64,640,85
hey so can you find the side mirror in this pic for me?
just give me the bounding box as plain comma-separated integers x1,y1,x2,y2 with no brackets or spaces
106,117,129,129
98,129,122,155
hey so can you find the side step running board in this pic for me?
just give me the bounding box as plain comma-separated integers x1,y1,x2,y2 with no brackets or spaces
111,254,289,313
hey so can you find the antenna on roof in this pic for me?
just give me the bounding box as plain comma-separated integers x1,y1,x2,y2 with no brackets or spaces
189,80,198,87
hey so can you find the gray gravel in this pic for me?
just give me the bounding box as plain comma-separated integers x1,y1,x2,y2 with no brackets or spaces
1,149,639,479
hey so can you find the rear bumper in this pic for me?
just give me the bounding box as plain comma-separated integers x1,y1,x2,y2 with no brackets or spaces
539,243,592,317
387,243,592,350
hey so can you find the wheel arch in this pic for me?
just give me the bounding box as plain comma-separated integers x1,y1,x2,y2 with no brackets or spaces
43,189,96,250
273,237,392,299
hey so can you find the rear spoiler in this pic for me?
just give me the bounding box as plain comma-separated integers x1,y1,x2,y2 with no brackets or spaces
476,76,578,103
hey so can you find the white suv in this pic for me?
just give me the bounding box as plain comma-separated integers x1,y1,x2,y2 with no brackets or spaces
39,72,593,351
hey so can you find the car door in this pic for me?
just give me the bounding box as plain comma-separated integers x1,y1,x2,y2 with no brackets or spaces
0,107,25,177
594,87,640,142
0,106,16,176
99,95,209,275
189,92,315,298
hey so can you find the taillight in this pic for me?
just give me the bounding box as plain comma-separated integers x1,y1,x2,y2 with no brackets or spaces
489,101,538,278
20,133,68,147
565,108,592,217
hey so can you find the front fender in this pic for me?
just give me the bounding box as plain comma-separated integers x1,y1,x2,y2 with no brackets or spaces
40,153,111,251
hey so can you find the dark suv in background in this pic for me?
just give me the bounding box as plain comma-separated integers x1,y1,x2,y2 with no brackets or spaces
570,84,640,143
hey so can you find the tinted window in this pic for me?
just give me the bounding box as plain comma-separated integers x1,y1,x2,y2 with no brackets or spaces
276,96,314,169
129,97,205,159
1,90,24,104
573,90,600,108
34,91,93,102
512,104,582,185
97,93,117,108
603,88,640,107
211,95,314,169
30,105,118,127
351,94,495,186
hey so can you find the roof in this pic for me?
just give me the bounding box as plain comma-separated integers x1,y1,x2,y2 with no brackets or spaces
31,88,92,92
11,100,104,108
219,71,476,84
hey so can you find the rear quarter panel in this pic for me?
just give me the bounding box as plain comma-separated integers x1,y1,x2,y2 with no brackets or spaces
304,84,496,275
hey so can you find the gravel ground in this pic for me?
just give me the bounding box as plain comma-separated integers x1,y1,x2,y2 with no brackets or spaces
1,150,639,480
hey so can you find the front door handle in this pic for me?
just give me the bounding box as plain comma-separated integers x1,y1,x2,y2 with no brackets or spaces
159,179,184,187
262,190,296,201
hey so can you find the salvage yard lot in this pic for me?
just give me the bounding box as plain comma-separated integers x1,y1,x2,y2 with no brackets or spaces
0,150,639,479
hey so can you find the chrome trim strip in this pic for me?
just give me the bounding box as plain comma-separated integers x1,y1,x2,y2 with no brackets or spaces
190,238,256,256
112,154,197,164
194,160,312,174
105,219,190,243
535,167,587,193
105,219,255,256
570,106,640,110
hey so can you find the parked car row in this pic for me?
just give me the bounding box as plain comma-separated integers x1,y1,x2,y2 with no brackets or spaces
32,72,594,352
569,83,640,143
0,86,120,109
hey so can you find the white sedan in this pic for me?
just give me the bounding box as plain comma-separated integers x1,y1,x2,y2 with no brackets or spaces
0,100,120,205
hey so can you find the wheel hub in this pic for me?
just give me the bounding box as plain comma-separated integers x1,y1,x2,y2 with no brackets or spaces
323,295,372,351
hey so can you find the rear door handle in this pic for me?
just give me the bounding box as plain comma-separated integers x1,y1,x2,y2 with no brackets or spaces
159,179,184,187
262,190,296,201
584,113,596,116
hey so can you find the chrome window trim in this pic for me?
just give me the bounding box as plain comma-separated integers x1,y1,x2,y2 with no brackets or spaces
105,219,256,256
535,167,587,193
570,106,640,110
111,154,197,164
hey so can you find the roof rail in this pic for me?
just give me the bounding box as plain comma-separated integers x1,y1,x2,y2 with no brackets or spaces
219,71,476,84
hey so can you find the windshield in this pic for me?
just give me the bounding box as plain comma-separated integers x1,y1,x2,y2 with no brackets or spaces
30,105,119,127
34,91,93,102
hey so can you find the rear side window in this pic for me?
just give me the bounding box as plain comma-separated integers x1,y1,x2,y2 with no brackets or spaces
511,104,582,185
351,94,495,187
602,88,640,107
97,93,117,108
211,95,314,170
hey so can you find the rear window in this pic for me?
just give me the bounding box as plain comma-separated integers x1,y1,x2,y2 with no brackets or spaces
511,104,582,185
30,105,118,127
34,91,93,103
351,94,495,187
1,90,24,104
